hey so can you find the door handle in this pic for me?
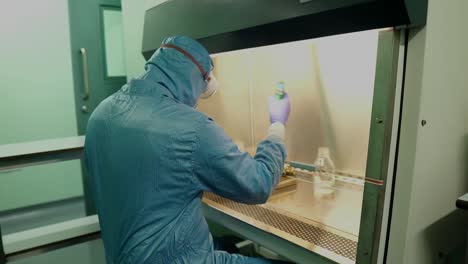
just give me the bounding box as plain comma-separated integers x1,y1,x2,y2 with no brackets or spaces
80,48,90,100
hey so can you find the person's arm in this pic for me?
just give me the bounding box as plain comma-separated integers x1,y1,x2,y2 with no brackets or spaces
193,119,286,204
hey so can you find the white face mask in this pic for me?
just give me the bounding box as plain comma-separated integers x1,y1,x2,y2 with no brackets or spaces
200,72,218,99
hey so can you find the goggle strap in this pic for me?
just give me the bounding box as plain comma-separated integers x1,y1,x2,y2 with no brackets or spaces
160,44,211,81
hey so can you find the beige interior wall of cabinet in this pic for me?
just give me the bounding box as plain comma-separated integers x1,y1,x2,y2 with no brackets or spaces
313,31,379,175
250,42,323,165
198,31,379,177
197,52,253,153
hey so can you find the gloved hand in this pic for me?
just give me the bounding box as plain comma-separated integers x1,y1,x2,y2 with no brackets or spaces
268,93,291,125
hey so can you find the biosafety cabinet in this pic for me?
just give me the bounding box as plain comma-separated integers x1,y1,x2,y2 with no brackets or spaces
143,1,428,264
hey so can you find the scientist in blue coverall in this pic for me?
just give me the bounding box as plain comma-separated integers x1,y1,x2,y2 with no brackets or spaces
85,36,291,263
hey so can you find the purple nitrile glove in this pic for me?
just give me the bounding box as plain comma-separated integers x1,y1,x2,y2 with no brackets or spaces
268,93,291,125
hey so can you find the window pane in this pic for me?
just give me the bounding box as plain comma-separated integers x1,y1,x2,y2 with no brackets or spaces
199,30,380,237
103,9,126,77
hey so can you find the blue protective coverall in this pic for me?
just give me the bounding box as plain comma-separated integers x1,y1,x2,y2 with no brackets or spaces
85,36,287,264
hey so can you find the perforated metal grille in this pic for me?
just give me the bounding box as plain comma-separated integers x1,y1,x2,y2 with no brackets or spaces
204,192,357,261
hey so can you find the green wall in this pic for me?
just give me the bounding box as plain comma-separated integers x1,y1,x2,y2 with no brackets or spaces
0,0,83,211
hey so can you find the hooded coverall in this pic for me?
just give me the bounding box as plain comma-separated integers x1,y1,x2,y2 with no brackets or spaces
85,36,287,263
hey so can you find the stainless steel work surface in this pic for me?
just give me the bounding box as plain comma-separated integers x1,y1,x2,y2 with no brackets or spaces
203,176,362,264
267,175,364,237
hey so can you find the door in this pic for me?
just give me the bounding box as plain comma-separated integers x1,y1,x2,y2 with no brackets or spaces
68,0,127,213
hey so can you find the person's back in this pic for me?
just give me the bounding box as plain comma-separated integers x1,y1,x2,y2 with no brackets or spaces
86,79,214,262
85,36,291,263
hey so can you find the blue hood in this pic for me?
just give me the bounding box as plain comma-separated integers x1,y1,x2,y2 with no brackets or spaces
138,36,213,107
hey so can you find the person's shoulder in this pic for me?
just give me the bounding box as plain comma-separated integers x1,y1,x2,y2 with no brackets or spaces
88,94,114,122
193,111,226,138
173,104,214,123
196,110,215,122
192,110,216,127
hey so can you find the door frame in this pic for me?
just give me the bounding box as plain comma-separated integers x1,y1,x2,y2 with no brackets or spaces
356,29,403,264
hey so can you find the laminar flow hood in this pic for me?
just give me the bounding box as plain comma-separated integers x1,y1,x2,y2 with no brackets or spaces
142,0,427,58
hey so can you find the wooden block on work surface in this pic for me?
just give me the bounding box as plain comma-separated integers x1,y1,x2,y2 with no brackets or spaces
272,177,297,196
